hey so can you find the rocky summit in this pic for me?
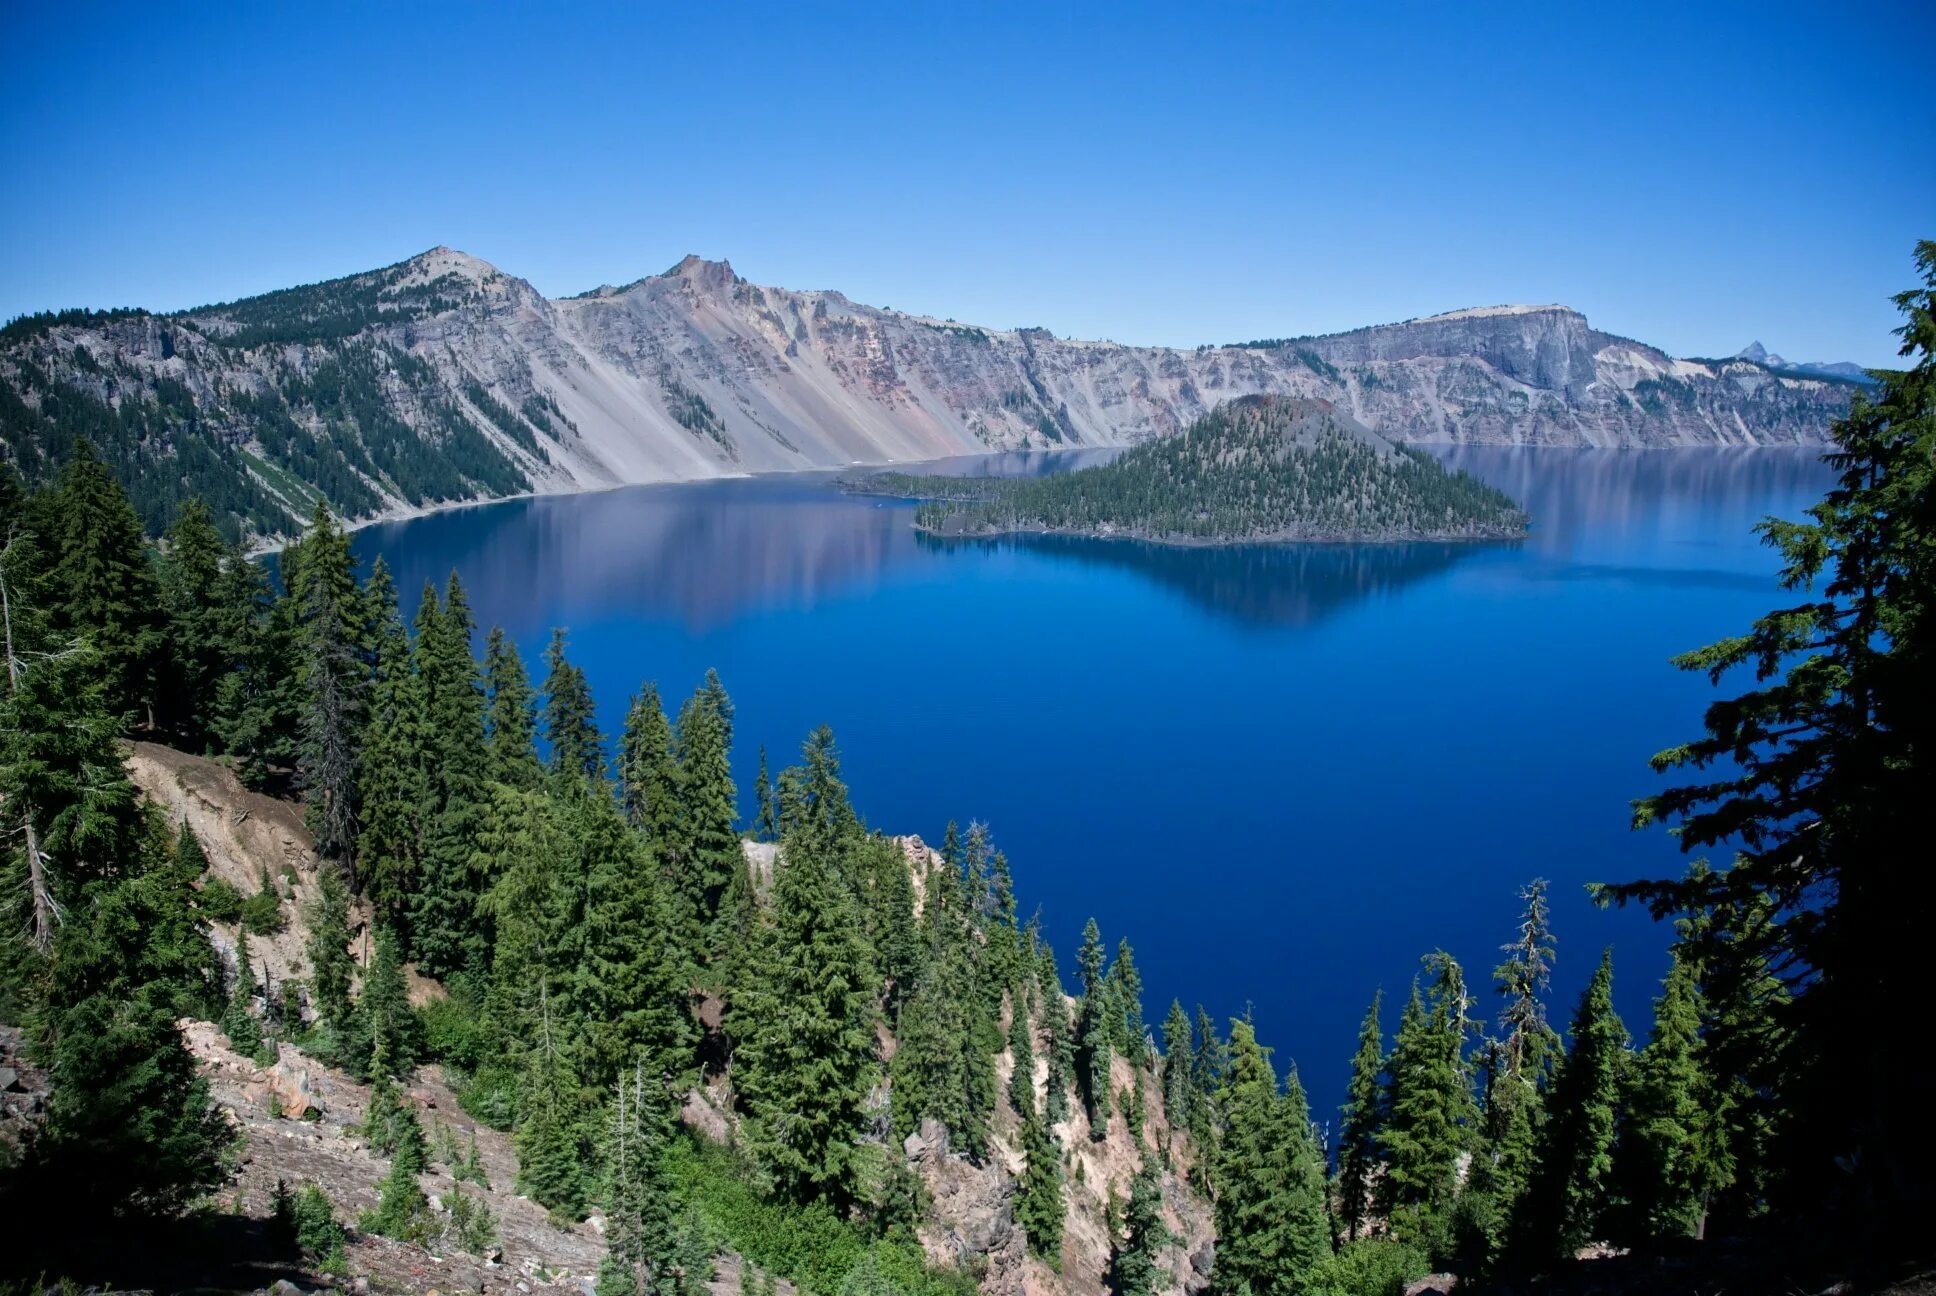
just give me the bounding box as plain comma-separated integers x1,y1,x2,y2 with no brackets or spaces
0,248,1855,536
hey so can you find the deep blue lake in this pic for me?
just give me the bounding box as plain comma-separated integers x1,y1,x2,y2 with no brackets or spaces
352,446,1835,1124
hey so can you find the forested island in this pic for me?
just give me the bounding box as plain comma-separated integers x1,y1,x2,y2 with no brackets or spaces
0,247,1930,1295
847,397,1529,545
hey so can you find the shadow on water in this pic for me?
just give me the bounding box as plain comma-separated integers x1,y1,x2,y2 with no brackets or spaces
922,530,1488,628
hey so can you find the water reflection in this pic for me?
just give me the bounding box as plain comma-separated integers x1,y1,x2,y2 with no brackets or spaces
932,532,1481,628
353,447,1837,637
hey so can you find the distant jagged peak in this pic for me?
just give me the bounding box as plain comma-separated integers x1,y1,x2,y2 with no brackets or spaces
1417,303,1579,324
662,253,739,288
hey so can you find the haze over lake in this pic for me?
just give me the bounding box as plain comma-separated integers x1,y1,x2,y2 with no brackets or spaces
351,447,1835,1116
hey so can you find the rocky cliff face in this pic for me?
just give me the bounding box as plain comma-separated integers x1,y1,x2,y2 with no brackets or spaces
0,250,1852,536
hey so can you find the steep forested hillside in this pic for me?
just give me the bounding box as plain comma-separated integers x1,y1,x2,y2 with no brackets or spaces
854,397,1528,543
0,248,1851,541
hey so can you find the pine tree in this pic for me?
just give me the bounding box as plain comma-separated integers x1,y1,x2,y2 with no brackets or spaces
1108,937,1146,1055
1512,950,1628,1264
1015,1103,1066,1262
516,999,597,1219
305,864,358,1044
482,626,541,787
361,1091,433,1240
27,868,236,1219
1600,244,1936,1237
155,824,222,1016
730,813,879,1206
1379,954,1480,1239
1039,944,1075,1127
576,784,693,1090
412,573,491,976
599,1059,698,1296
1189,1005,1227,1165
212,543,297,788
1213,1019,1330,1295
673,682,742,958
355,559,429,934
348,925,420,1080
542,628,603,782
157,497,236,746
1337,990,1386,1242
753,745,778,842
1075,918,1114,1135
287,501,366,876
618,682,680,843
1479,880,1561,1239
1618,948,1720,1244
1008,984,1038,1119
1109,1151,1171,1296
222,930,264,1056
1160,999,1196,1133
44,439,165,726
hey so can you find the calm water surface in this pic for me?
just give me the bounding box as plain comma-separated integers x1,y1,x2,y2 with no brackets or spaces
354,446,1834,1119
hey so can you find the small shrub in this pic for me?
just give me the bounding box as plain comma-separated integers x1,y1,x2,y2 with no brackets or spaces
200,876,244,923
1302,1237,1432,1296
443,1184,499,1254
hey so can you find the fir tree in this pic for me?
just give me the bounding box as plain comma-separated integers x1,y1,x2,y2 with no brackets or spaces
349,925,420,1080
413,574,492,977
222,930,265,1056
1160,998,1196,1133
1107,937,1146,1055
1600,244,1936,1237
1618,948,1721,1244
482,626,541,787
26,871,236,1219
305,864,358,1044
1213,1019,1330,1295
157,497,237,746
1016,1103,1066,1262
731,811,879,1206
1109,1152,1171,1296
753,745,778,842
599,1059,700,1296
1008,983,1038,1120
287,501,366,877
673,682,742,958
1379,954,1480,1239
575,785,693,1090
542,628,603,782
1337,990,1386,1242
618,681,680,842
1512,950,1628,1264
1039,944,1075,1127
1075,918,1114,1135
354,559,428,934
44,439,164,726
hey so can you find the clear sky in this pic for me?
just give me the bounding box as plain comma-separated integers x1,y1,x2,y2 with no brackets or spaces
3,1,1930,365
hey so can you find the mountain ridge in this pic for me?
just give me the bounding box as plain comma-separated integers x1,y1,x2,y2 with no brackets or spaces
0,246,1854,538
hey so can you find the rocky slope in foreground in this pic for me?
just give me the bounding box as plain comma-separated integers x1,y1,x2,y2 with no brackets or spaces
99,742,1209,1296
0,249,1853,537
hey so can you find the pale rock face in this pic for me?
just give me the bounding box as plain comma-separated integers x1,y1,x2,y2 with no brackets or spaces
2,248,1851,531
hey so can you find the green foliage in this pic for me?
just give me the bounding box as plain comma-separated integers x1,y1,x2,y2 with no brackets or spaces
1301,1237,1433,1296
199,874,244,923
543,628,603,782
1074,918,1114,1135
1379,954,1481,1240
731,801,879,1206
1015,1106,1065,1262
1598,243,1936,1245
1616,948,1724,1244
1108,1153,1170,1296
239,864,284,935
292,1181,347,1261
1212,1019,1331,1295
1336,990,1386,1242
663,1137,974,1296
856,397,1527,543
1511,950,1627,1264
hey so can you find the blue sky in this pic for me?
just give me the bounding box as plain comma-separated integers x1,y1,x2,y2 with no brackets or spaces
3,2,1930,364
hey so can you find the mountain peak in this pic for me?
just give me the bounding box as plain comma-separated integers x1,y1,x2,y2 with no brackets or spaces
1736,340,1771,363
666,253,737,281
404,246,501,282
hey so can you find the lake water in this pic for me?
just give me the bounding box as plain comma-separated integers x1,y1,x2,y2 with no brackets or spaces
352,446,1836,1122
